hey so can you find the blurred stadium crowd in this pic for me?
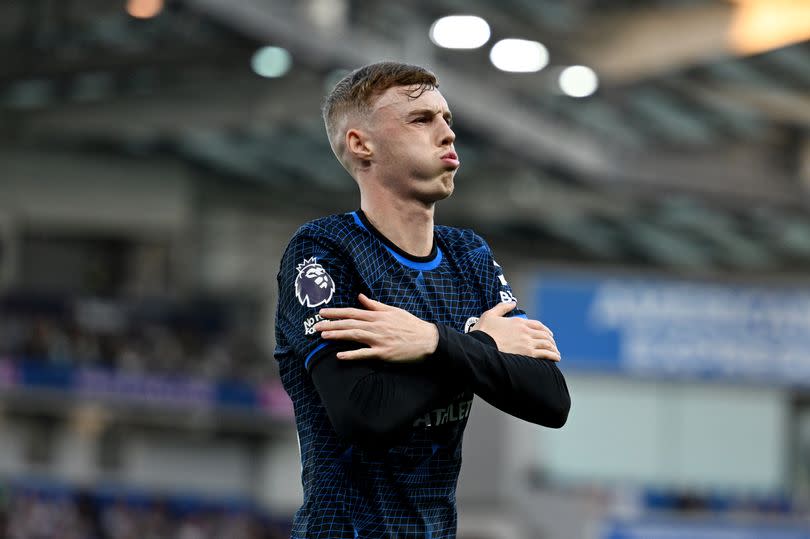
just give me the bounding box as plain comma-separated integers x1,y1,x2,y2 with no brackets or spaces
0,482,289,539
0,295,274,382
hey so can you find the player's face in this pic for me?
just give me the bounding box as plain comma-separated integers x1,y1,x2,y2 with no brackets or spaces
367,86,459,203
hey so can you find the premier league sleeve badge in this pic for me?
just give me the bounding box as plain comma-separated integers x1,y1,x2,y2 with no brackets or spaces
295,257,336,308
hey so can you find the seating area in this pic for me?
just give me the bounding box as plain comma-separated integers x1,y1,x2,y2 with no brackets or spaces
1,479,290,539
0,293,276,384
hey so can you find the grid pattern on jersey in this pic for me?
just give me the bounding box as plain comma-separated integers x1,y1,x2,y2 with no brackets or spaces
274,213,526,539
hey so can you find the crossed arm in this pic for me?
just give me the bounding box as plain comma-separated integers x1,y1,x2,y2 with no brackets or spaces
308,294,570,446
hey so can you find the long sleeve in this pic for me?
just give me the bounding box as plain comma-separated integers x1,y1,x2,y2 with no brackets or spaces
309,342,464,447
310,323,570,449
434,324,570,428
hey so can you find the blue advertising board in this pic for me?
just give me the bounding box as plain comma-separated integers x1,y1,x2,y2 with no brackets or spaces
601,519,810,539
0,358,294,418
532,273,810,385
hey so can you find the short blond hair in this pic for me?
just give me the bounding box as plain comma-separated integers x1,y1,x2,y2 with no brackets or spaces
322,62,438,169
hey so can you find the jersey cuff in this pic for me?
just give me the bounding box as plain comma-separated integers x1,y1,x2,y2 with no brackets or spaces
304,340,367,373
467,330,498,348
304,342,330,371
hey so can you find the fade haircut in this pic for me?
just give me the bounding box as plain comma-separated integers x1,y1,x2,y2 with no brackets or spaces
322,61,438,172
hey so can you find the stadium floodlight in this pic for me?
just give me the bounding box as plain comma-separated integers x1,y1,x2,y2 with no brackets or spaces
729,0,810,55
251,46,292,78
126,0,164,19
489,39,549,73
429,15,491,49
559,65,599,98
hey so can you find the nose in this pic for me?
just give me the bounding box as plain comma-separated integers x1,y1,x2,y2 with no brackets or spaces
439,120,455,147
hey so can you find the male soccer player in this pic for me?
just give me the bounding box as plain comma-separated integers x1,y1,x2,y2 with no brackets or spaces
275,62,570,539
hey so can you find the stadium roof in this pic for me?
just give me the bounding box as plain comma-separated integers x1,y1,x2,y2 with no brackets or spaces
2,0,810,274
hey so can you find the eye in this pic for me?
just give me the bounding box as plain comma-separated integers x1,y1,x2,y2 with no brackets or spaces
413,116,430,124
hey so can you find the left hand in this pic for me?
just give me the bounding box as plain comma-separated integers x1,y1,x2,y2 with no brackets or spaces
471,302,560,361
314,293,439,362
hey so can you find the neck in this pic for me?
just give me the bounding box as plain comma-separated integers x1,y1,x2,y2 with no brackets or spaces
359,187,435,258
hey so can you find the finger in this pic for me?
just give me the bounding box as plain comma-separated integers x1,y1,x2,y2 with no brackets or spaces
337,347,380,360
529,328,554,341
533,338,558,352
313,319,371,332
358,293,393,311
526,319,553,335
483,301,516,318
318,307,376,321
321,329,379,344
532,349,561,362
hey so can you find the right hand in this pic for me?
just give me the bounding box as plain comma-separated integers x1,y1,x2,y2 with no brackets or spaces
471,302,561,361
314,294,439,362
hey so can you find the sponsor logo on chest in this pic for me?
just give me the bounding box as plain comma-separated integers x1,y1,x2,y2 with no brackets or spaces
413,394,474,428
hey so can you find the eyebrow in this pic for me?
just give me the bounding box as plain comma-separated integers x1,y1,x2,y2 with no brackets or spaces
407,108,453,124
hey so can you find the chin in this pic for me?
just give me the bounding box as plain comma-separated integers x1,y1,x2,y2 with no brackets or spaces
442,180,455,198
432,180,454,202
440,174,455,195
411,171,455,203
414,184,452,205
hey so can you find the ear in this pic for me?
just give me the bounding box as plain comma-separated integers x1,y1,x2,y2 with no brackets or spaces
346,128,373,162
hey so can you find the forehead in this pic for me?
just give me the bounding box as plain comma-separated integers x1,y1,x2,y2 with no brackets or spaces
371,85,450,116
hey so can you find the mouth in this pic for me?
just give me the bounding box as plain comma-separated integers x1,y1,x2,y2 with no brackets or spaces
441,151,460,168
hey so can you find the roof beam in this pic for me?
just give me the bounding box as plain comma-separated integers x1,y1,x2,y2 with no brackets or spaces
15,71,319,138
704,84,810,126
571,3,734,84
183,0,615,177
571,2,810,85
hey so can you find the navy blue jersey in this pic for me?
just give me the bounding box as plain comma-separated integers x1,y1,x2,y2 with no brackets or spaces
274,210,525,539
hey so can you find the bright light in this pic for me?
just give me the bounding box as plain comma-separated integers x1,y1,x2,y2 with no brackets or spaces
559,65,599,98
429,15,491,49
126,0,164,19
251,47,292,78
489,39,549,73
728,0,810,55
